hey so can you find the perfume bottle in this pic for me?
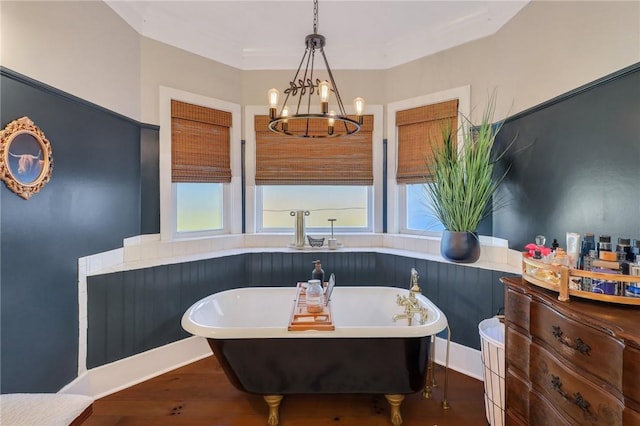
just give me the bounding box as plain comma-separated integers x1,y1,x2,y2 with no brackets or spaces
578,233,595,269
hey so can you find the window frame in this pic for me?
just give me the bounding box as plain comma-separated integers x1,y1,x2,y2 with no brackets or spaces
386,85,471,235
244,105,384,234
159,86,242,241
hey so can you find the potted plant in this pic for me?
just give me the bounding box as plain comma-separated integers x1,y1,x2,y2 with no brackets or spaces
424,92,512,263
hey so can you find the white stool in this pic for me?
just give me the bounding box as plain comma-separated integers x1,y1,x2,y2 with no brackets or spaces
0,393,93,426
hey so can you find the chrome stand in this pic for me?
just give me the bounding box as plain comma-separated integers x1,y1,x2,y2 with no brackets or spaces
423,325,451,409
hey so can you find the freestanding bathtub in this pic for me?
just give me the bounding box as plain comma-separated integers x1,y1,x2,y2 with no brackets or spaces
181,285,448,425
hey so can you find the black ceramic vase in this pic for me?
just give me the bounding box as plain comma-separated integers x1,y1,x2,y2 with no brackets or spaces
441,230,481,263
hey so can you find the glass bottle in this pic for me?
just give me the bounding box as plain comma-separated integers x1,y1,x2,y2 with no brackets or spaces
597,235,612,258
311,260,325,284
306,279,324,313
552,248,570,267
578,233,595,269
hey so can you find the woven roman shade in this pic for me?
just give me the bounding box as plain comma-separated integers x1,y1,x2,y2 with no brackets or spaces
171,100,232,183
255,115,374,185
396,99,458,184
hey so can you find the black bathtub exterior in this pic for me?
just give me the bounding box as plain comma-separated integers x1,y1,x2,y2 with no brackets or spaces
207,336,430,395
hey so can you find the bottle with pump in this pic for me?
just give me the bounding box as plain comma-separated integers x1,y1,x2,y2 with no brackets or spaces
312,260,325,284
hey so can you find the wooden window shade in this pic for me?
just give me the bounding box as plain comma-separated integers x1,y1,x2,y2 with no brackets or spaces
171,100,232,183
396,99,458,184
254,115,374,185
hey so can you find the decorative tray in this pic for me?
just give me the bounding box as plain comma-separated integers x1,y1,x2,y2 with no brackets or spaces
287,282,335,331
522,254,640,306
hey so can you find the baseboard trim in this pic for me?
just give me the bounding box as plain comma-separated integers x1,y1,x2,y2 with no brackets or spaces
59,337,211,398
60,336,482,398
434,336,483,381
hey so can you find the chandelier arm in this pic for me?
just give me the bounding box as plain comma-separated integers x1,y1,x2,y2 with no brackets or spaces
296,48,314,116
286,47,311,115
319,49,348,117
304,50,315,135
307,49,315,115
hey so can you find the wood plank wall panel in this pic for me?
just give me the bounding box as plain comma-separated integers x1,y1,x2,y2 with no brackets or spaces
87,252,515,368
375,254,517,346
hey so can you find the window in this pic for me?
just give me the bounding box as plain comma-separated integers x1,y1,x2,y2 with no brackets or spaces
175,182,223,232
253,114,376,233
386,86,470,235
170,100,231,235
258,185,370,231
405,183,445,232
396,99,458,233
159,87,241,239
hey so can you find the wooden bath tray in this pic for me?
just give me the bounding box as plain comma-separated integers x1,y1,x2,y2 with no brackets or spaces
288,282,335,331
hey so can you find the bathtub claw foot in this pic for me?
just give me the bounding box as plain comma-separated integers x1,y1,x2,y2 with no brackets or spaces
384,394,404,426
423,385,432,399
263,395,283,426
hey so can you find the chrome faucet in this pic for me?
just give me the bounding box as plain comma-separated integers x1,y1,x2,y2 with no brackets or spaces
393,268,428,326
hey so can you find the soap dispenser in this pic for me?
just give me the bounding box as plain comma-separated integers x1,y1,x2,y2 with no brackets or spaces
311,260,325,284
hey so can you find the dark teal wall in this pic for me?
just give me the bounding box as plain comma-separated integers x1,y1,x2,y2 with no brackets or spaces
493,63,640,250
0,69,144,392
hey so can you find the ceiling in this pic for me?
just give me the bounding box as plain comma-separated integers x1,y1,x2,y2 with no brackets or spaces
104,0,529,70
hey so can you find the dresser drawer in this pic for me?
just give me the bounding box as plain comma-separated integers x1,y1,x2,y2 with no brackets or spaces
506,288,530,333
530,301,624,392
506,410,527,426
624,346,640,405
529,390,573,426
530,343,623,426
506,369,529,421
623,407,640,426
506,326,530,377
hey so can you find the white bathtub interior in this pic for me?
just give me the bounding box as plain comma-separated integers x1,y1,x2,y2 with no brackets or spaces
182,286,448,339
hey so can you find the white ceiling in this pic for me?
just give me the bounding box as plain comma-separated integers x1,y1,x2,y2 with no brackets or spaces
104,0,529,70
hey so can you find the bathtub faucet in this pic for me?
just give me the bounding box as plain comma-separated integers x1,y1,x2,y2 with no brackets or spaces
393,268,428,326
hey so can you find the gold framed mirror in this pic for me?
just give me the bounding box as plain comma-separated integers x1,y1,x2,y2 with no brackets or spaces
0,117,53,199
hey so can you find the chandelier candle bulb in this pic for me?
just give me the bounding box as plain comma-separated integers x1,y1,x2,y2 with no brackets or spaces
268,88,279,119
328,111,335,135
319,81,330,114
281,106,289,132
354,97,365,123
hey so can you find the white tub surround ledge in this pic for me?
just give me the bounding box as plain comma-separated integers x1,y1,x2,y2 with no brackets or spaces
81,233,522,276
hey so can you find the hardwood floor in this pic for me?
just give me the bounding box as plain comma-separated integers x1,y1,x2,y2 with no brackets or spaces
84,356,489,426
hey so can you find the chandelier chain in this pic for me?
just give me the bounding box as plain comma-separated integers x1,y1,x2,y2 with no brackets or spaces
313,0,318,34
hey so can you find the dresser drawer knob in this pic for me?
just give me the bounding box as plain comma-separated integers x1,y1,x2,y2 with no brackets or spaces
551,325,591,355
551,375,593,416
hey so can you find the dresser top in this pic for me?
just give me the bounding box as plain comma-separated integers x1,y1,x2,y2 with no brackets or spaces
501,277,640,348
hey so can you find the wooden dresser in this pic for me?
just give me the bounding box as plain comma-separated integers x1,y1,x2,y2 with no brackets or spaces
501,277,640,426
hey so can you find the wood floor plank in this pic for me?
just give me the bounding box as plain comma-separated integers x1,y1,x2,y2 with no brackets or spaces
84,356,489,426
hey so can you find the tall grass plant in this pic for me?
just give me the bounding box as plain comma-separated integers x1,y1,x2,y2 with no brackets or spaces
424,92,512,232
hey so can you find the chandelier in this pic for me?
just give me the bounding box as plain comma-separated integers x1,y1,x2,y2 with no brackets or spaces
267,0,365,138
